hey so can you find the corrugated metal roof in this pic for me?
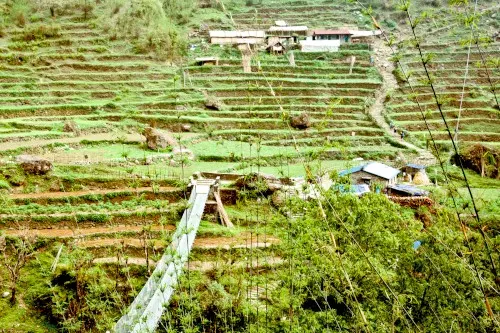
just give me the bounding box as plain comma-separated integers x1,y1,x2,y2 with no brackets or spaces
335,184,371,196
268,26,308,32
340,162,400,180
312,29,352,35
209,30,266,38
406,163,426,169
349,29,382,38
363,162,400,180
339,164,364,177
387,184,429,196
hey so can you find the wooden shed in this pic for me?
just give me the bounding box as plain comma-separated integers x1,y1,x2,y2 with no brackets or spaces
267,25,308,44
266,41,285,55
194,57,219,66
340,162,400,187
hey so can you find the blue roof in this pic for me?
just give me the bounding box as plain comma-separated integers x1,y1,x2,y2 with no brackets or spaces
387,184,429,196
335,184,370,195
339,165,364,177
406,163,426,169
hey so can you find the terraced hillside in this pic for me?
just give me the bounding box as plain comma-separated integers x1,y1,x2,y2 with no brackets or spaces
382,2,500,150
185,47,412,165
227,0,372,30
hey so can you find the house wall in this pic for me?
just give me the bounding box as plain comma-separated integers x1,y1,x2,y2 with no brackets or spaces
350,171,395,186
300,40,340,52
313,34,351,44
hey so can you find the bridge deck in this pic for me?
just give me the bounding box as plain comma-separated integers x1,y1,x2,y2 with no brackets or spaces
115,180,215,333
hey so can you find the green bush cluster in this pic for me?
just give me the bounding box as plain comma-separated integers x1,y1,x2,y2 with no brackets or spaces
13,23,61,42
100,0,195,60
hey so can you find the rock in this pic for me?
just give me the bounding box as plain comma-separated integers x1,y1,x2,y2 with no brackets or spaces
205,96,224,111
271,190,285,207
181,124,192,132
235,173,282,195
63,120,81,135
143,127,178,150
2,292,10,298
290,113,311,130
16,155,53,175
145,156,154,165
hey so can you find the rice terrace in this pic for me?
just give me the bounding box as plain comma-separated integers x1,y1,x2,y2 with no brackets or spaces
0,0,499,332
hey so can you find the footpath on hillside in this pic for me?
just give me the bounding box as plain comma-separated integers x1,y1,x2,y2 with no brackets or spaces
370,38,436,165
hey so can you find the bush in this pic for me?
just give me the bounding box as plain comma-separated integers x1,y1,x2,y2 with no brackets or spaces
0,179,11,190
101,0,189,60
15,24,61,42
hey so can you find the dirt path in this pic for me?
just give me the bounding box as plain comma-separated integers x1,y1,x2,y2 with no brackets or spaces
78,233,280,250
93,256,284,270
0,132,143,152
9,186,179,200
370,39,436,165
5,224,174,238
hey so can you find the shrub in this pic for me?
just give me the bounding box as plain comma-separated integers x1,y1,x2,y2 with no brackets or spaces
101,0,190,60
16,24,61,42
0,179,11,190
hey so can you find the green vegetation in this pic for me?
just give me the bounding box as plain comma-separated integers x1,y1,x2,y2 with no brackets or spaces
0,0,499,331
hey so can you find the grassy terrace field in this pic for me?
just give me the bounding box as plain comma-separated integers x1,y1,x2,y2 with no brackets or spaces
226,0,371,30
0,0,408,272
381,2,500,150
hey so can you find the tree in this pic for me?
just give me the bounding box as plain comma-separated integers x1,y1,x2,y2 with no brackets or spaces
1,236,37,304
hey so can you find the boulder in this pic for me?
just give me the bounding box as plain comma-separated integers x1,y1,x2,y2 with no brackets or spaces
2,292,9,298
181,124,192,132
290,113,311,130
16,155,53,175
205,96,224,111
143,127,178,150
235,173,282,195
63,120,80,135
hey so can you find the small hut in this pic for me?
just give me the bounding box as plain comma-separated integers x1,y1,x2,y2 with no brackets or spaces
267,25,308,44
340,162,400,187
267,40,285,55
194,57,219,66
386,184,429,197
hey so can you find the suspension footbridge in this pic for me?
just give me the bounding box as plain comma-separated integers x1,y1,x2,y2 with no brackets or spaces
115,179,218,332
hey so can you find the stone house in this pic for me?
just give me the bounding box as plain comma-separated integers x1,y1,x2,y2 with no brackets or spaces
340,162,400,187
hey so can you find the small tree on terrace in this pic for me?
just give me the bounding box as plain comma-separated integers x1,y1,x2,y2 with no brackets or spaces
1,235,37,304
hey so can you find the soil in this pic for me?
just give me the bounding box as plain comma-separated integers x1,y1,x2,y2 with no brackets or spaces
9,186,178,199
77,233,280,250
5,224,174,238
0,132,144,152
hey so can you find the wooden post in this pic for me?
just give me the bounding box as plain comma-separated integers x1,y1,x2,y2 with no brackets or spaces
289,51,296,67
213,178,234,228
349,56,356,75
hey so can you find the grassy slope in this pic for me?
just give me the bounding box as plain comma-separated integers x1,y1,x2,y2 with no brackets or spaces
0,0,499,331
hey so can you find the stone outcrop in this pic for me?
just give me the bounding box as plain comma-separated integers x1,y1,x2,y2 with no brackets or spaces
235,173,282,195
16,155,53,175
63,120,81,135
143,127,178,150
290,113,311,129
